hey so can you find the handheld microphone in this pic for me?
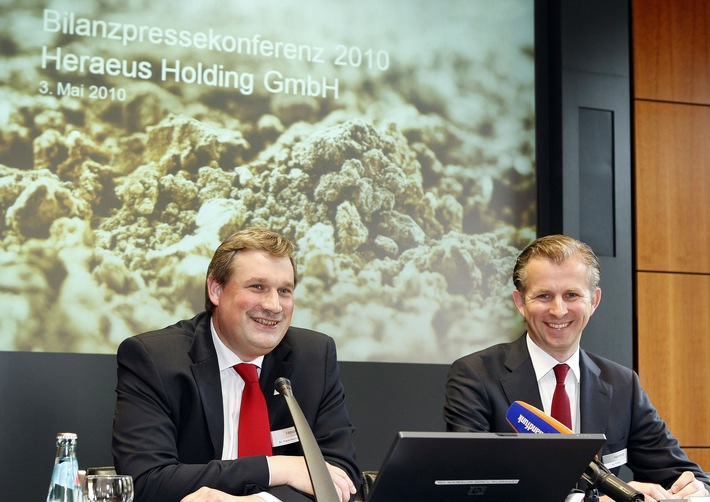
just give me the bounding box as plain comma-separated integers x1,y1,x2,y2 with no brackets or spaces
507,401,644,502
275,377,340,502
506,400,574,434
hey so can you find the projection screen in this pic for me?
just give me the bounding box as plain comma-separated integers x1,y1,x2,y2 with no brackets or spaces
0,0,536,363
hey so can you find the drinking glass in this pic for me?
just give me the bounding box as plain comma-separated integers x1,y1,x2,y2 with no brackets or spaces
84,474,134,502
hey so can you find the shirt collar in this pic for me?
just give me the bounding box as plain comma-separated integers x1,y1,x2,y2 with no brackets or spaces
526,333,580,383
210,317,264,372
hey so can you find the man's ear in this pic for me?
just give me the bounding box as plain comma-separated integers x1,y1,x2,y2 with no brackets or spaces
590,287,602,314
512,289,526,317
207,277,222,306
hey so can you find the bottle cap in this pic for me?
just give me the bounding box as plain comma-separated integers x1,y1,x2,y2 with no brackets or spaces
56,432,78,440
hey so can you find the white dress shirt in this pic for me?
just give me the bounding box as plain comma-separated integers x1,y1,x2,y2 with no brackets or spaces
526,334,581,432
211,320,280,502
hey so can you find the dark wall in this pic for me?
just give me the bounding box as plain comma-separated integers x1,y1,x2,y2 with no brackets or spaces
340,362,450,471
538,0,633,366
0,352,448,500
0,352,117,500
0,1,633,500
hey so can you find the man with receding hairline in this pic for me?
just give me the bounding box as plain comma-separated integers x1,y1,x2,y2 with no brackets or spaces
445,234,709,501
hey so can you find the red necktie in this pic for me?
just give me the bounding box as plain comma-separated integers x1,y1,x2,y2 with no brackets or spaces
234,363,272,457
551,363,573,430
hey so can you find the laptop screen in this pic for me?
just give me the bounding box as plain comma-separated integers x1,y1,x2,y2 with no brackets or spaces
366,431,607,502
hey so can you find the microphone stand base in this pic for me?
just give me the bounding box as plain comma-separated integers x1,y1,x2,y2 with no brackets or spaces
584,488,600,502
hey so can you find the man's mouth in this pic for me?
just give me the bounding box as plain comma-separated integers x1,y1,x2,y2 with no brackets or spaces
547,321,571,329
253,318,279,327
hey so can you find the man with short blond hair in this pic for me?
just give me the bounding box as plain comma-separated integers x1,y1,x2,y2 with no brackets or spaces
445,234,709,501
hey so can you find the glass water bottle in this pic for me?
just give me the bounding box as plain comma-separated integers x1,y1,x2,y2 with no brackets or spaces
46,432,83,502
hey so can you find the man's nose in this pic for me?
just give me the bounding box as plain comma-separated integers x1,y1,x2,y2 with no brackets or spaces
549,296,568,317
262,289,283,313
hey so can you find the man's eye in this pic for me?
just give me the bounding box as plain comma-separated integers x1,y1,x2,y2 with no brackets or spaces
278,288,293,295
250,284,263,290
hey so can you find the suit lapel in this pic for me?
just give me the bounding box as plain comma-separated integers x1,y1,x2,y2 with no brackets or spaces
500,336,545,410
260,332,295,418
579,350,612,434
188,315,224,458
499,337,614,434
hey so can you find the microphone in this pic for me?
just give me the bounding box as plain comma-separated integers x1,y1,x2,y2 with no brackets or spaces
505,400,574,434
275,377,340,502
506,401,644,502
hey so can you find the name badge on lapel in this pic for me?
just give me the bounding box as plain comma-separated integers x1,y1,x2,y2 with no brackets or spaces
602,448,627,469
271,426,299,447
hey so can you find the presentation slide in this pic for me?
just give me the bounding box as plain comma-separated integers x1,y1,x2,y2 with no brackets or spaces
0,0,535,363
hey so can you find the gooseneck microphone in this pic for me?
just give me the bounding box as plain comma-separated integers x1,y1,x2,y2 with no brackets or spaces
581,458,645,502
275,377,340,502
506,401,644,502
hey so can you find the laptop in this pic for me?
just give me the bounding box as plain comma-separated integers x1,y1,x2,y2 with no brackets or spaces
365,431,607,502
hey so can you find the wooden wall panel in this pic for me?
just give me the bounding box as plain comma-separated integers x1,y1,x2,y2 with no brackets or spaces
634,101,710,274
637,272,710,447
633,0,710,105
687,449,710,473
634,0,710,476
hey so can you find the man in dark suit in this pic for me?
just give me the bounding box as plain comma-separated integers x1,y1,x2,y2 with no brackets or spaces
112,227,359,502
444,234,710,501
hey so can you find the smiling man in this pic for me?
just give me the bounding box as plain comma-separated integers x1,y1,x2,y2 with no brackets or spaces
444,234,710,501
112,227,359,502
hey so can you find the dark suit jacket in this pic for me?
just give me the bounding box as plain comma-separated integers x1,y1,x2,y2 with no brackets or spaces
444,335,710,490
112,312,359,502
